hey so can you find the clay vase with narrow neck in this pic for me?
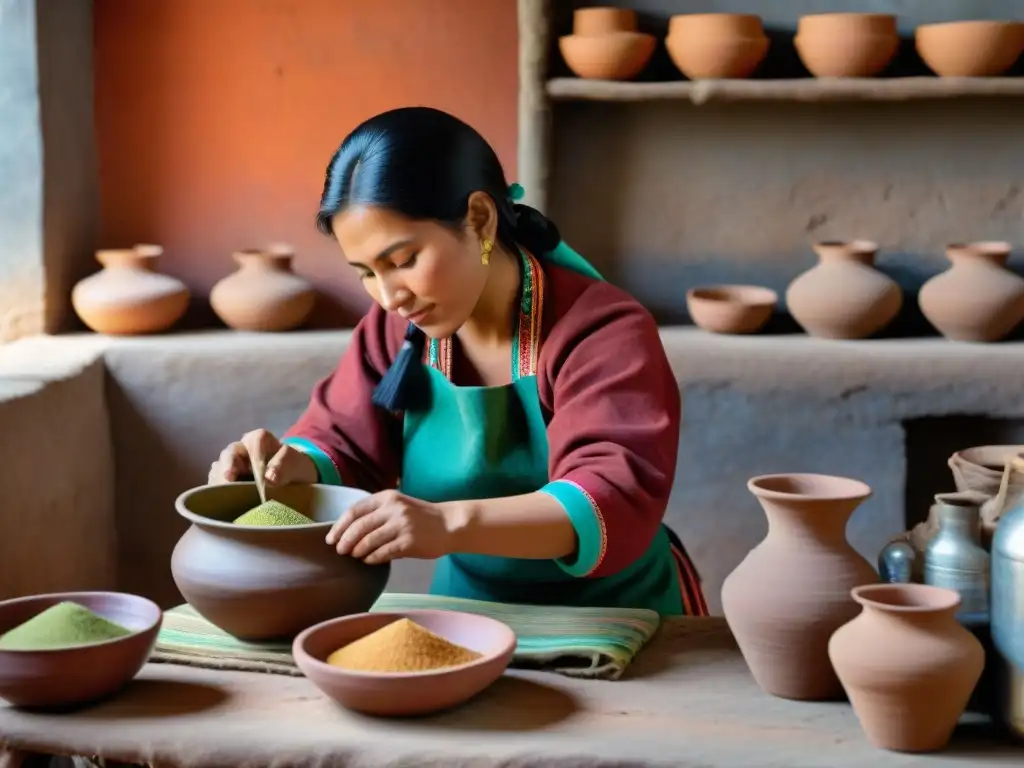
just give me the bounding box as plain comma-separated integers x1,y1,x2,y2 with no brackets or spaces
829,584,984,752
918,241,1024,342
785,240,903,339
786,239,901,337
721,473,878,700
210,245,316,332
71,245,190,335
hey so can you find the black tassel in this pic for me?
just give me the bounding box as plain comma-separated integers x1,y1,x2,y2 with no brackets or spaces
372,323,430,412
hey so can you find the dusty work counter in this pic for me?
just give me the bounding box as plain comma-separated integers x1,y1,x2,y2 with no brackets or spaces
0,618,1019,767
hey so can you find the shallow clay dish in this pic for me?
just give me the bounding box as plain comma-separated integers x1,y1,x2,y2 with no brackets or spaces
0,591,162,709
559,31,656,80
171,482,390,641
916,21,1024,77
795,13,899,77
666,13,770,79
293,609,516,717
686,285,778,334
573,7,636,36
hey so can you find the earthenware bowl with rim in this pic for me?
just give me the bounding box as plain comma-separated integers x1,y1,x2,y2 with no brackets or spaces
171,482,390,641
916,20,1024,77
794,13,899,77
573,6,637,36
665,13,770,79
293,609,517,717
559,31,656,80
686,285,778,334
0,591,162,709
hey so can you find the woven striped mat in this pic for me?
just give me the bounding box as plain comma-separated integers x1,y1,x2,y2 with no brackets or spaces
151,593,661,680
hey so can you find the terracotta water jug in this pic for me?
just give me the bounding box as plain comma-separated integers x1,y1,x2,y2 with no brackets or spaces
210,245,316,331
829,583,984,752
71,245,189,335
721,473,878,700
918,241,1024,342
171,482,390,640
786,240,903,339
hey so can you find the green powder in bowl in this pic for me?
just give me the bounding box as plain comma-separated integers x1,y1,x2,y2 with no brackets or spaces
0,601,132,651
233,499,315,526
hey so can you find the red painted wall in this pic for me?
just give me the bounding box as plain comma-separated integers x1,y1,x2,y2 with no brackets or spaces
94,0,519,326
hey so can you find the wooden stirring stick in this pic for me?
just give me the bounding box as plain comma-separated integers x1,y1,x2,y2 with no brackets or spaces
253,456,269,505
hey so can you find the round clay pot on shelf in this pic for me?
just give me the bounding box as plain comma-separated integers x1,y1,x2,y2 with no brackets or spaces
71,244,190,335
785,240,903,339
685,284,777,334
171,482,391,641
721,473,878,700
559,31,656,80
829,583,984,752
794,13,899,78
917,241,1024,342
665,13,770,79
210,245,316,332
916,20,1024,77
572,7,637,36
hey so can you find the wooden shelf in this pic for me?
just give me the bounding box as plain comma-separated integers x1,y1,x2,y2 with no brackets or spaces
547,76,1024,104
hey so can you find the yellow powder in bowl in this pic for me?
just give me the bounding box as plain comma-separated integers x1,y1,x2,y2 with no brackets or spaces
233,500,315,526
326,618,482,673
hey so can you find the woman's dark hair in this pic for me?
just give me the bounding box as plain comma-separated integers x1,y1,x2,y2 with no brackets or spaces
316,106,562,413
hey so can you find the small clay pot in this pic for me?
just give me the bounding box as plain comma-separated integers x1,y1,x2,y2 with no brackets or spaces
71,245,190,335
293,610,516,717
786,240,903,339
666,13,770,79
916,21,1024,77
573,7,636,36
559,31,656,80
210,245,316,332
795,13,899,77
829,584,985,752
918,241,1024,342
686,285,777,334
171,482,390,640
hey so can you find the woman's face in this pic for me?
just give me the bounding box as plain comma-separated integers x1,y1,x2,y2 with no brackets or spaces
333,203,490,339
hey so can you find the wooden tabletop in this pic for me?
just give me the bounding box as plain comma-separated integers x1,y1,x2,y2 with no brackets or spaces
0,618,1020,767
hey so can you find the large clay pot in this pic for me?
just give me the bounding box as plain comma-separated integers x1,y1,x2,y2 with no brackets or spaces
71,245,190,335
210,245,316,332
665,13,770,80
171,482,390,640
918,241,1024,342
786,240,903,339
829,583,985,752
721,473,878,700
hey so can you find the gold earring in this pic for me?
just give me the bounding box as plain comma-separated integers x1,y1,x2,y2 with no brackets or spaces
480,238,493,266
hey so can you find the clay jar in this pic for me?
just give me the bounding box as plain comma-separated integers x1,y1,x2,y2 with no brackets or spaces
918,241,1024,342
829,584,984,752
795,13,899,77
171,483,390,640
559,6,655,80
71,245,190,335
786,240,903,339
665,13,770,79
210,245,316,332
721,473,878,700
916,21,1024,77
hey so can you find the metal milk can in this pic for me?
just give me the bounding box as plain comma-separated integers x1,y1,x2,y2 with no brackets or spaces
923,492,990,624
991,467,1024,737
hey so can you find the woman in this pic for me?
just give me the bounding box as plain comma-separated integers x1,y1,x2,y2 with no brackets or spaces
209,106,707,616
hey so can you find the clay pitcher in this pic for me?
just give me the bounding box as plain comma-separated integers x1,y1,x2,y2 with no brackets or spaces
721,473,878,700
829,584,984,752
71,245,190,335
171,482,390,640
210,245,316,331
918,241,1024,342
786,240,903,339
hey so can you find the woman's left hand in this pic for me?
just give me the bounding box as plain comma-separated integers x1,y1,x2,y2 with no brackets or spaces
326,490,456,565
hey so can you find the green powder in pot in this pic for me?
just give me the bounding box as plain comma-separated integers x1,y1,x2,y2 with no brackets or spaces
0,601,132,650
233,499,315,526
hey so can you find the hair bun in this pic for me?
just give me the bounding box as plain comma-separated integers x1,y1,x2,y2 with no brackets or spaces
513,203,562,254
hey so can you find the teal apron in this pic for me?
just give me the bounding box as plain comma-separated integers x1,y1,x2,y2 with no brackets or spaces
399,249,699,616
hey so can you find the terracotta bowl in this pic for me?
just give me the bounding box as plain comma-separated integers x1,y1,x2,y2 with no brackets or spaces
795,13,899,77
559,31,656,80
0,591,162,709
666,14,769,79
916,21,1024,77
293,609,517,717
686,285,777,334
171,482,390,641
573,7,636,36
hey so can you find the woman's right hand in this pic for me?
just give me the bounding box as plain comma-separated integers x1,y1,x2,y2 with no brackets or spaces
208,429,319,487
